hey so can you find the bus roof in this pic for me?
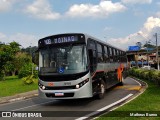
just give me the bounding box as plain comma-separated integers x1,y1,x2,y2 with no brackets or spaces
39,33,125,52
84,33,125,52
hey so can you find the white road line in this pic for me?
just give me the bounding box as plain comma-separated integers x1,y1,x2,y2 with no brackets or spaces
106,78,147,113
11,100,53,111
130,78,142,86
75,93,133,120
92,77,147,120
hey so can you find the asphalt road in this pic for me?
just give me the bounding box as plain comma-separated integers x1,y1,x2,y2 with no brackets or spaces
0,77,144,120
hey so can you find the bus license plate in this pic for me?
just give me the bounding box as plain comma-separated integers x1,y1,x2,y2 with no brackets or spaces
55,92,64,96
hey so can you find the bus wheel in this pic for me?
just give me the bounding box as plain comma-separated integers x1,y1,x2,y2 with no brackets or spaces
97,80,106,99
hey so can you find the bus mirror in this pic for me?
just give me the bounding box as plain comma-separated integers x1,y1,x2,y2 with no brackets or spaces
32,50,39,65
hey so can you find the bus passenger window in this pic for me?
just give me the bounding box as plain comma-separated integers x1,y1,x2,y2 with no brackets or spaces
113,49,117,62
98,53,103,62
104,46,109,62
109,47,113,62
97,43,103,63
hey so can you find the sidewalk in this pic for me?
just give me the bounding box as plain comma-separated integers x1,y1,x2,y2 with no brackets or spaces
0,90,38,104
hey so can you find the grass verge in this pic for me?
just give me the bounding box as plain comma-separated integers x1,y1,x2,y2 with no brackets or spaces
97,78,160,120
0,76,38,97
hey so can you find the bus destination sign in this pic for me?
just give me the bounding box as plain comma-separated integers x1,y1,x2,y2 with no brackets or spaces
44,36,78,45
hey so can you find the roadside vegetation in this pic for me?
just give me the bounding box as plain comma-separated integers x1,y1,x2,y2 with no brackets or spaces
0,76,38,97
129,67,160,86
98,67,160,120
0,41,38,97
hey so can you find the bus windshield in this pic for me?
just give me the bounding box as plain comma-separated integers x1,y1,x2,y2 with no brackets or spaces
39,45,88,75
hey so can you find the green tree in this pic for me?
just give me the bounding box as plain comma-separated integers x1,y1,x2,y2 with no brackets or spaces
4,52,31,76
15,52,32,75
0,41,37,80
0,44,13,80
0,41,21,80
143,43,156,48
21,46,38,55
3,42,21,76
9,41,21,54
18,63,38,79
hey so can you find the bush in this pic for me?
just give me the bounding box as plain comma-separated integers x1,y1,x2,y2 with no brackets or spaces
157,73,160,86
133,68,141,77
138,69,146,79
22,75,37,85
129,67,160,86
148,70,156,81
18,63,38,79
152,72,160,85
142,71,149,80
128,67,136,76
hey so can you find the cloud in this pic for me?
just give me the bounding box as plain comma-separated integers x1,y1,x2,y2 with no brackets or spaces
24,0,61,20
0,32,7,40
121,0,152,4
0,0,14,12
107,16,160,50
140,16,160,38
0,0,126,20
107,33,141,50
0,32,39,48
104,26,112,32
66,0,126,18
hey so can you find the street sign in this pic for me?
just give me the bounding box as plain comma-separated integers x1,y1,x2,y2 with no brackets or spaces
128,46,140,51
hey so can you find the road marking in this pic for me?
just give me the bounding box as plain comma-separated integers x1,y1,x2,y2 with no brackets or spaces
115,85,141,91
114,77,142,91
127,86,141,90
92,77,146,120
75,93,133,120
130,78,142,86
11,100,53,111
105,78,147,115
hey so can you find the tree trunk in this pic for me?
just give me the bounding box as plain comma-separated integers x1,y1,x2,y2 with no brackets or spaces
11,71,16,76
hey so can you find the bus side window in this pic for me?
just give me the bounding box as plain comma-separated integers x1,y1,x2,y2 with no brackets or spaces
104,46,109,62
97,43,103,63
109,47,113,62
117,50,120,62
114,49,117,62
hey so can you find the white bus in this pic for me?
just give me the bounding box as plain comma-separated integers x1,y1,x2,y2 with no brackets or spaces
33,33,128,99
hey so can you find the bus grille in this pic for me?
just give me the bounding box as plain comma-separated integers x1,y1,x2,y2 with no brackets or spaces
45,93,74,98
39,71,89,82
45,86,75,90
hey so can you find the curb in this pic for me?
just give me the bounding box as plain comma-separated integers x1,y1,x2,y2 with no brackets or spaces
0,90,38,104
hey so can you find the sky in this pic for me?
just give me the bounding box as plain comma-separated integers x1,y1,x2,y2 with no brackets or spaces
0,0,160,50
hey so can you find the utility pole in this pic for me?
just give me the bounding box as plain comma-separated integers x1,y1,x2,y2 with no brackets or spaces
30,44,34,75
146,41,149,66
155,33,159,70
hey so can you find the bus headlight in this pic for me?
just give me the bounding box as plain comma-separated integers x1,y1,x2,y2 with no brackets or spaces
42,86,46,90
75,78,89,89
39,82,46,90
76,85,80,89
